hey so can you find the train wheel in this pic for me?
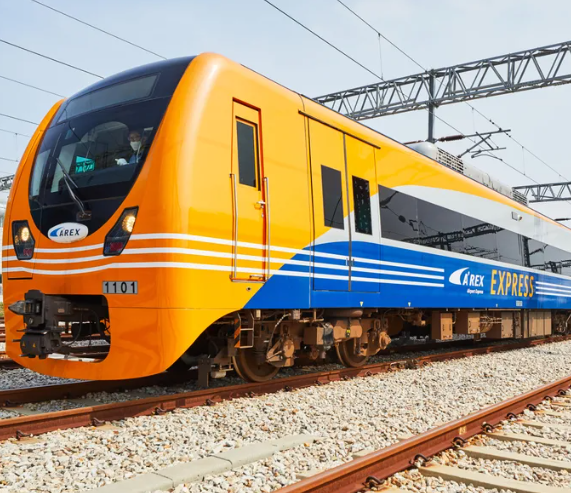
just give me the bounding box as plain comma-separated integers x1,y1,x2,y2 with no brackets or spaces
233,348,279,382
336,340,369,368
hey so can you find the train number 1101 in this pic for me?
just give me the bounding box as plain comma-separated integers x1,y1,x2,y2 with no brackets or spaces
103,281,138,294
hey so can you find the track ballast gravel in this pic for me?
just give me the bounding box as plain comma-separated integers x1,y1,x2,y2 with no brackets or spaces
3,341,571,492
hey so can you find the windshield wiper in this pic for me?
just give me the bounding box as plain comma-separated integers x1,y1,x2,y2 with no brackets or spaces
53,156,91,220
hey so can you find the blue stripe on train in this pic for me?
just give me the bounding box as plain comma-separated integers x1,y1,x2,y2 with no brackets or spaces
245,241,571,310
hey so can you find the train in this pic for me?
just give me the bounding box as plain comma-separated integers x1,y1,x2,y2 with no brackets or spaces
4,53,571,383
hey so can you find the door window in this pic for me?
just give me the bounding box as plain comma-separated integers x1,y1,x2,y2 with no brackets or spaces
236,120,259,188
352,176,372,235
321,165,344,229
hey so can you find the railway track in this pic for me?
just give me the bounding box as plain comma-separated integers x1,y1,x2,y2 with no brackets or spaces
275,378,571,493
1,335,570,442
0,336,520,404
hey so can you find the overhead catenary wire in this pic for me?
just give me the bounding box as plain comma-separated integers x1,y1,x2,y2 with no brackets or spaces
261,0,495,157
0,74,64,98
0,128,31,138
335,0,570,184
264,0,554,194
262,0,381,81
0,38,103,79
0,112,39,126
336,0,426,72
29,0,167,61
469,105,566,181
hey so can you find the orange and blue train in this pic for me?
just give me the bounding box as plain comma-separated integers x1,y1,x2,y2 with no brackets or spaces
4,53,571,382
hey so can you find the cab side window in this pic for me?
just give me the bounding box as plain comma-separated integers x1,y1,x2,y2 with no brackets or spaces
236,120,259,188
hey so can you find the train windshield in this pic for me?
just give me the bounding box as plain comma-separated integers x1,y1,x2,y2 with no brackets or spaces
28,57,192,235
30,96,167,203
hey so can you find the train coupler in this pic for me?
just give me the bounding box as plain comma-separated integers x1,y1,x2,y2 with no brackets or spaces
18,330,64,359
9,290,110,360
9,290,65,359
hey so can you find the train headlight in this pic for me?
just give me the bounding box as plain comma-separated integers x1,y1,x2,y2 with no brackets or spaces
103,207,138,256
20,226,30,242
12,220,35,260
122,213,136,233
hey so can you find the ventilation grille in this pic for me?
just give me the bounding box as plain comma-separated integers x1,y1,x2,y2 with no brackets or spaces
435,147,464,174
512,190,528,206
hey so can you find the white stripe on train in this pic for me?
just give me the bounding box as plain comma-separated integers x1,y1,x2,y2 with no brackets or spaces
1,261,445,287
2,233,444,274
536,281,571,291
6,232,571,286
2,247,445,281
537,291,571,298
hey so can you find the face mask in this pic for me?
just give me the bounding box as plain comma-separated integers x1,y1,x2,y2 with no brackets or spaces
130,141,141,152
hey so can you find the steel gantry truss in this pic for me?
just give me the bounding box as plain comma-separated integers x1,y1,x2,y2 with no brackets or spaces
513,182,571,203
314,39,571,138
0,175,14,192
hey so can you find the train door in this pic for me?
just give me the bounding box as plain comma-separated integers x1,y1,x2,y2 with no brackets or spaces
231,101,267,281
308,119,350,291
345,136,381,292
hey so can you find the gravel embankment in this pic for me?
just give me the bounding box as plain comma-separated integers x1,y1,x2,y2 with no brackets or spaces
2,341,571,492
0,342,498,418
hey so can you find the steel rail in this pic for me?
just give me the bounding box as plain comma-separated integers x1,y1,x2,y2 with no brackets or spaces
0,335,569,441
275,377,571,493
0,371,199,408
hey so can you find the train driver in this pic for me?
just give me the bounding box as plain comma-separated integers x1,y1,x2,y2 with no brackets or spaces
116,130,145,166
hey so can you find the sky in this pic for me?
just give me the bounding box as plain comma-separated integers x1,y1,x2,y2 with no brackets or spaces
1,0,571,219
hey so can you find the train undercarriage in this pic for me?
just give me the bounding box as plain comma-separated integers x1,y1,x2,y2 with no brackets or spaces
10,291,571,383
175,307,571,384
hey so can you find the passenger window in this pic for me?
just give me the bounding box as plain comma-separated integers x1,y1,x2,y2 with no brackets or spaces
497,230,523,266
417,199,463,252
376,185,571,274
321,165,344,229
378,185,419,243
524,238,545,270
236,120,258,188
545,246,569,274
462,216,499,260
561,250,571,276
352,176,372,235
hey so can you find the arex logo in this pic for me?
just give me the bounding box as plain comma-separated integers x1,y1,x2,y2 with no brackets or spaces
47,222,88,244
449,267,484,287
